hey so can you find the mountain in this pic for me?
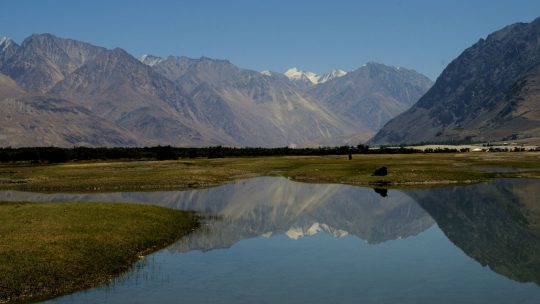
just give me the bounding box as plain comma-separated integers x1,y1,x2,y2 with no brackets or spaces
0,37,19,66
0,96,138,147
140,54,164,66
144,56,357,146
308,63,433,131
319,69,348,83
0,73,26,99
48,48,222,146
370,17,540,145
0,34,106,94
284,67,322,87
0,33,432,147
281,63,432,135
283,67,348,88
0,71,137,147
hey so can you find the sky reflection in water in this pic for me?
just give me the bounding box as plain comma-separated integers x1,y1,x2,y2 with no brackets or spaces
1,177,539,304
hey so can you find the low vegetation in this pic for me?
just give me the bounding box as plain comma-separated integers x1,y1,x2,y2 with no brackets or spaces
0,202,199,303
0,146,370,163
1,152,540,192
3,145,537,164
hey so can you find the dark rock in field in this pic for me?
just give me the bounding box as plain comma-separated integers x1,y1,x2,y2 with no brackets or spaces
372,166,388,176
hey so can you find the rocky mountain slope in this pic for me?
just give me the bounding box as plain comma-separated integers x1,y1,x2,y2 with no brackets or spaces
48,48,218,146
282,67,347,88
0,34,106,94
0,72,138,147
143,55,357,146
0,96,138,147
0,73,26,99
370,17,540,145
0,33,431,147
309,63,433,131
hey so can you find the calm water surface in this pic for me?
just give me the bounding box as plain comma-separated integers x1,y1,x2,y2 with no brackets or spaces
1,177,540,304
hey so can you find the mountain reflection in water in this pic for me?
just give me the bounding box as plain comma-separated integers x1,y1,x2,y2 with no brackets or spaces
0,177,433,248
407,178,540,286
2,177,540,303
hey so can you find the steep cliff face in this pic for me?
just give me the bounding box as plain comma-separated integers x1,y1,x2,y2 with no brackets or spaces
371,17,540,145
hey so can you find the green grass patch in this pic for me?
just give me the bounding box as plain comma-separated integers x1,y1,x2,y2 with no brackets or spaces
0,202,199,303
1,153,540,192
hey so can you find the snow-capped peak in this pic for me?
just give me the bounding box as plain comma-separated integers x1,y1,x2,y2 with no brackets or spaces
0,36,14,50
318,69,347,83
284,67,320,85
140,54,164,66
284,67,347,85
260,70,272,76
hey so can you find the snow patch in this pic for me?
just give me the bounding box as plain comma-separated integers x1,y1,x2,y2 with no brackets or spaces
0,36,14,51
284,67,347,85
285,222,349,240
319,69,347,83
261,232,273,238
284,67,320,84
140,54,164,66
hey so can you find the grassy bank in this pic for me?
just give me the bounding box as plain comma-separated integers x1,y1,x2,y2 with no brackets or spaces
1,153,540,192
0,202,199,303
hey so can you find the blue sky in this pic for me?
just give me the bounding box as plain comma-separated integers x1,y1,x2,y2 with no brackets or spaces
1,0,539,80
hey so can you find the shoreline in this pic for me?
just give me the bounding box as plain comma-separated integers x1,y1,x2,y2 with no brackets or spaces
0,202,199,304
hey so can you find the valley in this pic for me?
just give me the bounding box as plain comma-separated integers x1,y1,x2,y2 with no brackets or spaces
2,4,540,304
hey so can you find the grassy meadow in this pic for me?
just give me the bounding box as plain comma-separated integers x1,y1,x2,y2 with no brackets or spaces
1,152,540,192
0,202,199,303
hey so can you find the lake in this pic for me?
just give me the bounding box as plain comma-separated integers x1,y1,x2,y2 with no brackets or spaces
1,177,539,304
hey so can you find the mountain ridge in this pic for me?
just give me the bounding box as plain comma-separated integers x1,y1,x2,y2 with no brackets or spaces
309,62,433,131
144,55,359,146
0,33,432,147
370,17,540,145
